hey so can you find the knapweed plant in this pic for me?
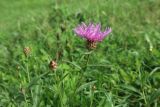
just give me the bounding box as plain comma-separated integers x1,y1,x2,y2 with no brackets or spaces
74,22,112,70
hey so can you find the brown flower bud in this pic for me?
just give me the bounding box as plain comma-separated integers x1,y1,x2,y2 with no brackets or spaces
87,40,97,50
49,60,57,70
23,47,31,56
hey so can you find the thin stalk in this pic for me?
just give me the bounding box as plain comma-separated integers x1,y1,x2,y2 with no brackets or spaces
84,53,90,71
79,52,91,82
90,88,94,107
26,56,33,102
55,70,64,107
26,57,30,83
24,92,28,105
21,84,28,105
74,51,92,95
142,90,147,106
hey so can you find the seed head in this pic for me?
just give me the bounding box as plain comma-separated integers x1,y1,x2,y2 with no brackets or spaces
49,60,57,70
23,47,31,56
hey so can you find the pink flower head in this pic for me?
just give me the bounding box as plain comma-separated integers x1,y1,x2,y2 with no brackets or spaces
74,22,112,42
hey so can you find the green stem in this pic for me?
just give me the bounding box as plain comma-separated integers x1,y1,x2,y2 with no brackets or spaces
21,83,28,105
80,52,91,81
26,56,33,102
26,57,30,83
74,51,92,95
24,92,28,105
90,91,94,107
84,53,90,71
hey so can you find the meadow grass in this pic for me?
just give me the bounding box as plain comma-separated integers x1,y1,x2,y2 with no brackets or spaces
0,0,160,107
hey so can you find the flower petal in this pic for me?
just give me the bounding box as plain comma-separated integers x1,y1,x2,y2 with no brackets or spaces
102,27,112,38
74,22,111,42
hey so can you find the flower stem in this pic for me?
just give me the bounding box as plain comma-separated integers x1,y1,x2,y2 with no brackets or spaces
26,57,30,83
74,51,92,94
83,53,90,71
26,56,33,102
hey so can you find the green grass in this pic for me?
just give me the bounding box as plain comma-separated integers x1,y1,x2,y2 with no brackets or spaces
0,0,160,106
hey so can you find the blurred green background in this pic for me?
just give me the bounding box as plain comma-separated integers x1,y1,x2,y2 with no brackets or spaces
0,0,160,106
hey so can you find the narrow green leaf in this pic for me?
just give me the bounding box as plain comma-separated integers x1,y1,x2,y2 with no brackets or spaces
76,81,97,93
149,89,160,104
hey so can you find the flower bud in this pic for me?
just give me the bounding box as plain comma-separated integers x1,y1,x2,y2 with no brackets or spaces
87,40,97,50
23,47,31,56
49,60,57,70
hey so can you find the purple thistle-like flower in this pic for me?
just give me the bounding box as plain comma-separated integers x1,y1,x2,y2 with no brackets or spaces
74,22,112,42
